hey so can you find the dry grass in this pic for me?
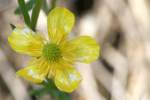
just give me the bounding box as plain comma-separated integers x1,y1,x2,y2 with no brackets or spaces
0,0,150,100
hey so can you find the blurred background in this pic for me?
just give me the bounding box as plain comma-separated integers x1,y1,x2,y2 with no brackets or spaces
0,0,150,100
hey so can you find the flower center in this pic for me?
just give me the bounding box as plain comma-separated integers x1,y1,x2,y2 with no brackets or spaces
42,43,61,62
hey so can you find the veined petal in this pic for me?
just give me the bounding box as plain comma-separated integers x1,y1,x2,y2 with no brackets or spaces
54,67,81,93
47,58,74,79
8,27,44,57
71,36,100,63
47,7,75,43
16,58,49,83
59,40,77,65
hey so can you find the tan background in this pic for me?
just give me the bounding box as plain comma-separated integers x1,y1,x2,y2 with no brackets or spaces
0,0,150,100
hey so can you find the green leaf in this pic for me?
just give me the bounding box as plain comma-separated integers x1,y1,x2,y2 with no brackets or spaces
15,0,35,14
30,88,47,97
18,0,31,27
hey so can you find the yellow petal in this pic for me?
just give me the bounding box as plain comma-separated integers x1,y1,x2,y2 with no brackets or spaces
47,7,75,43
16,58,49,83
8,27,44,57
59,40,77,65
71,36,100,63
54,67,81,93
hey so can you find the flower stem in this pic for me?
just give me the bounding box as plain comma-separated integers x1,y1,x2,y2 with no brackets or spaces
50,0,57,11
30,0,43,31
18,0,31,27
42,0,49,15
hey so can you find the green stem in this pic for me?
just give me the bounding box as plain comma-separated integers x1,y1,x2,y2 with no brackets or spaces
18,0,31,27
43,79,71,100
50,0,57,11
31,0,43,31
42,0,49,15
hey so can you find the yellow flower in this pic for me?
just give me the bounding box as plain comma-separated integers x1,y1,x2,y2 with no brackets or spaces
8,7,100,92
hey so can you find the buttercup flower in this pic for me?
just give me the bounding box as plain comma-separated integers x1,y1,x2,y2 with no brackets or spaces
8,7,100,92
